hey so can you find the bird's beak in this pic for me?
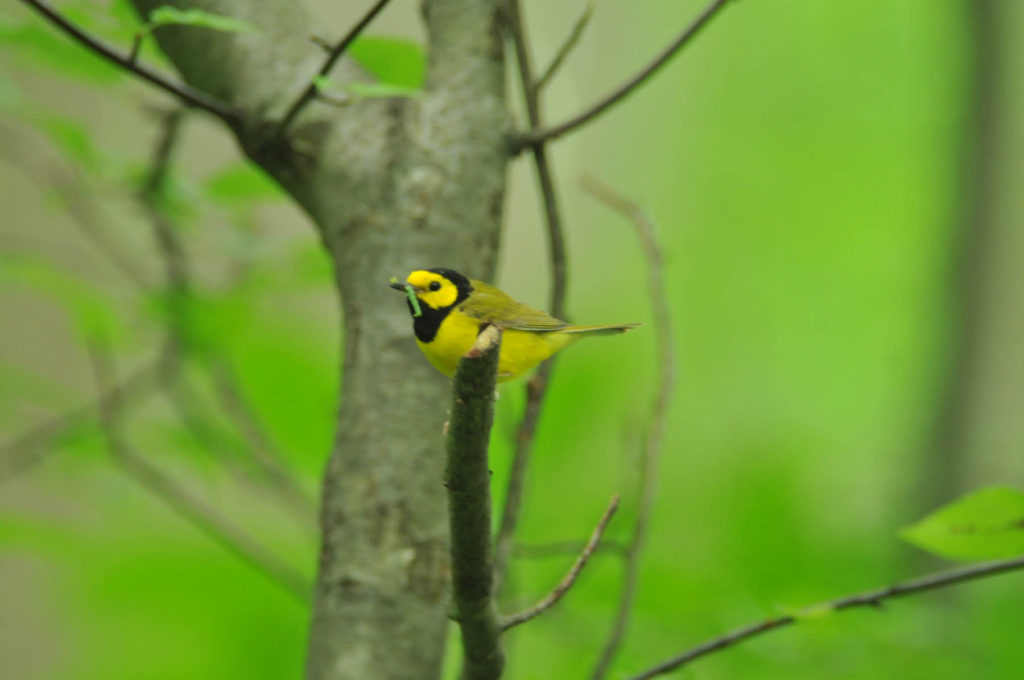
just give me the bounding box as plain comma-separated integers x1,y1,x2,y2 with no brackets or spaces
388,276,407,292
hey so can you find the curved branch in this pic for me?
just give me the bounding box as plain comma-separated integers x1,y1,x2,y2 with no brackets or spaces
515,0,732,150
501,494,619,631
18,0,239,123
582,177,676,679
627,555,1024,680
493,0,571,599
274,0,395,136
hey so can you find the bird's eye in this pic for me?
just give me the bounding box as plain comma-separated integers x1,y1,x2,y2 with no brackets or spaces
429,281,441,292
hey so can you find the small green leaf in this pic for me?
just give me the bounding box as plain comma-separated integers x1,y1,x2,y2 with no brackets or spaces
348,36,426,89
147,7,259,35
902,486,1024,560
204,162,283,204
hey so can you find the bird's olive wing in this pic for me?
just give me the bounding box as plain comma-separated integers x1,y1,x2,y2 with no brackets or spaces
461,280,568,331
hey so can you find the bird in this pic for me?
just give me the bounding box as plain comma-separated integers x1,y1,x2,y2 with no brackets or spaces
390,268,640,381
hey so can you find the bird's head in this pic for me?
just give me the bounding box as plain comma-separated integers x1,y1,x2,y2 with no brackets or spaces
389,268,473,317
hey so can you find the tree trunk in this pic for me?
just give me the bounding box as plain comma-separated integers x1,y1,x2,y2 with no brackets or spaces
129,1,509,677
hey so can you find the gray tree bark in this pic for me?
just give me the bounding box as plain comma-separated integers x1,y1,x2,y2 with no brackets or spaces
128,1,509,678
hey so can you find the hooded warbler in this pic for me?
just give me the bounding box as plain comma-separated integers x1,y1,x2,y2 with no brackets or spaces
390,268,640,381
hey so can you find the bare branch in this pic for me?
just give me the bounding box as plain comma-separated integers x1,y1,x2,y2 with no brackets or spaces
494,0,572,599
275,0,395,137
627,555,1024,679
533,1,594,95
0,360,158,484
506,0,568,319
501,494,619,631
513,539,628,560
515,0,732,150
17,0,238,123
582,177,676,679
88,342,311,604
138,109,317,529
447,325,505,679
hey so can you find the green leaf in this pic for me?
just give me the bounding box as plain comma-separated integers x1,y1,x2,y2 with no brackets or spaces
313,75,422,101
147,7,259,35
348,36,426,89
204,162,283,205
902,486,1024,560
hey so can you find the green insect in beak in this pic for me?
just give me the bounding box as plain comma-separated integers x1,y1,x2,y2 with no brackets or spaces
389,276,422,317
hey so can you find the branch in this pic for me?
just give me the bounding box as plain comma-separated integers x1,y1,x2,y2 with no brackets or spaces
532,1,594,95
139,109,317,529
582,177,676,679
18,0,238,123
513,539,628,560
447,325,505,680
274,0,395,136
515,0,732,150
501,494,619,631
88,342,311,604
494,0,571,599
627,555,1024,680
0,360,157,484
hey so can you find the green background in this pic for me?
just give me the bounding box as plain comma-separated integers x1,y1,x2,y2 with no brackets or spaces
2,1,1023,678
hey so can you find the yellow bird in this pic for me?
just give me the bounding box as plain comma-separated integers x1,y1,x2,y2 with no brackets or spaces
390,268,640,381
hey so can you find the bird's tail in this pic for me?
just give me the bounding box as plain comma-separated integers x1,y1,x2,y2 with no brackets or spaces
559,322,641,336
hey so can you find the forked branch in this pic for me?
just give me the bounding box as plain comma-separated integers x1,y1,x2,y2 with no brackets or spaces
18,0,238,123
501,494,619,631
515,0,733,150
627,554,1024,679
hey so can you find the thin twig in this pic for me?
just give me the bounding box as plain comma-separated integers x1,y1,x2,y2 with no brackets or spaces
501,494,619,631
275,0,394,136
208,360,317,525
0,360,157,484
532,1,594,95
18,0,238,123
88,342,311,603
140,110,316,529
582,176,676,679
513,539,628,560
493,0,572,599
447,326,505,679
515,0,732,150
627,554,1024,679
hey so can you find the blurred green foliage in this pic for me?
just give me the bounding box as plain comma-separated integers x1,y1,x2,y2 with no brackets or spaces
2,1,1023,679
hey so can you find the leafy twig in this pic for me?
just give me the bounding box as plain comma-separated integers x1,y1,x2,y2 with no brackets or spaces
275,0,395,137
515,0,733,150
627,555,1024,679
18,0,238,123
447,326,505,679
582,176,676,679
501,494,619,631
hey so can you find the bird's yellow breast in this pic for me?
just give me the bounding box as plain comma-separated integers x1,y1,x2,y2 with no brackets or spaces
416,307,576,381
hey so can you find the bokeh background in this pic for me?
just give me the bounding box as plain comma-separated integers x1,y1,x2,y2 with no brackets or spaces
2,1,1023,678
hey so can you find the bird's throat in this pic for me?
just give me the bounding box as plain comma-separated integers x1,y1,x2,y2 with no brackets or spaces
412,303,452,343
